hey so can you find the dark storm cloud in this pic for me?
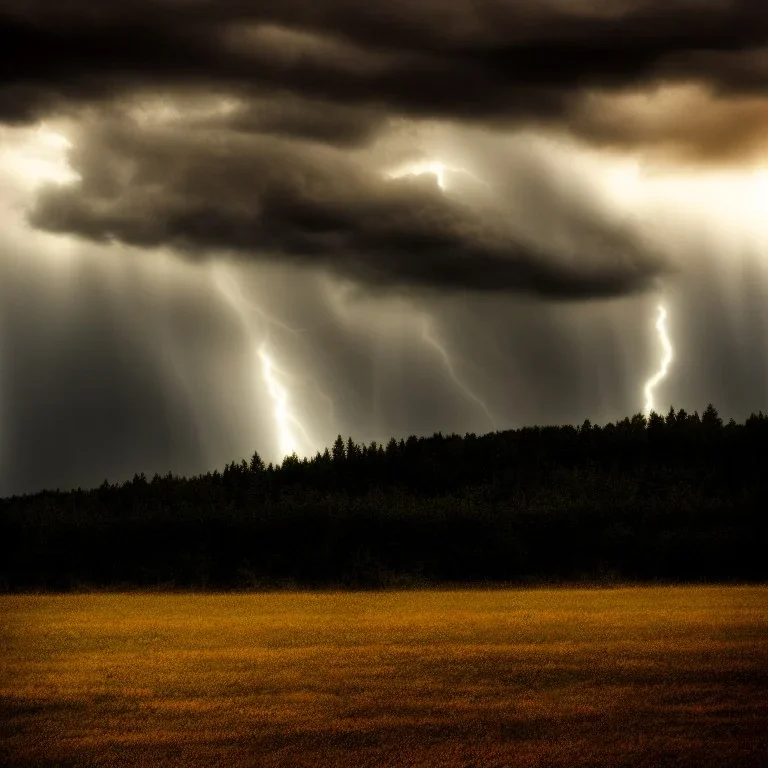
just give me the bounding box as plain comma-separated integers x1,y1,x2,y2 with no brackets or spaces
0,0,757,300
215,94,385,148
0,0,766,160
29,116,667,299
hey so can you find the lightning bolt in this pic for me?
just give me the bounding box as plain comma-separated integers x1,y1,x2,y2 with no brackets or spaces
643,304,674,416
385,159,487,192
211,264,318,459
383,159,497,430
256,345,309,458
421,318,497,431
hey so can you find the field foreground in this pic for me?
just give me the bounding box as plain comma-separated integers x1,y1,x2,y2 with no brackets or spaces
1,587,767,767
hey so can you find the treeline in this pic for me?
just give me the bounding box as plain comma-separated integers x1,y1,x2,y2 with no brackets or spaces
2,405,767,591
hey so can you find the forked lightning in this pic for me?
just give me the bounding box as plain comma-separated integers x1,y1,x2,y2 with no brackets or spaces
643,304,674,416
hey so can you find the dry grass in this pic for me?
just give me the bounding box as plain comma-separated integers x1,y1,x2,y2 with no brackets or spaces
1,587,767,767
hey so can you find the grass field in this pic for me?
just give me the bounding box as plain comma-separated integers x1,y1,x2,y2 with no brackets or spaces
1,587,767,767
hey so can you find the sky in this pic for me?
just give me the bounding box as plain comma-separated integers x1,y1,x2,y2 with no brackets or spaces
0,0,766,495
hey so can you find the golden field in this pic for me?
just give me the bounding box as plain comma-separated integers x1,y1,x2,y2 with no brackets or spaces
1,587,767,767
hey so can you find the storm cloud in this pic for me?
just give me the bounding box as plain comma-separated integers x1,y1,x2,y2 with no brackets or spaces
0,0,763,296
28,114,667,299
0,0,765,155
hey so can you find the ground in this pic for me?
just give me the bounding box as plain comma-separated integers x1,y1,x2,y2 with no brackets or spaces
1,587,767,767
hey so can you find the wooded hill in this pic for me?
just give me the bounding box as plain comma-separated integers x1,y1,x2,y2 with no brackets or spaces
2,405,767,590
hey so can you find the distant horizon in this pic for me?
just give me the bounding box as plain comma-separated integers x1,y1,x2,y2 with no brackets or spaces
2,401,748,499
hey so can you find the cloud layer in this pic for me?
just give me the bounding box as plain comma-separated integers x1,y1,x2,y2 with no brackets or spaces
1,0,765,153
28,115,666,298
2,0,765,296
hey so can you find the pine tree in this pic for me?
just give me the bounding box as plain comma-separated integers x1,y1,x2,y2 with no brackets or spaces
702,403,723,429
647,411,665,432
332,435,346,463
249,451,265,474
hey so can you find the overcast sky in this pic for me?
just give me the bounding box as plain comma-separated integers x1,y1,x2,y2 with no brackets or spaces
1,0,766,495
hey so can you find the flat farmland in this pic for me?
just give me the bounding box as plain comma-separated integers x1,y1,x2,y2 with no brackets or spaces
1,587,767,767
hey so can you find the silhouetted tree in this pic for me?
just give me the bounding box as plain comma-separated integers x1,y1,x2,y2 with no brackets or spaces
332,435,346,463
702,403,723,429
249,451,265,474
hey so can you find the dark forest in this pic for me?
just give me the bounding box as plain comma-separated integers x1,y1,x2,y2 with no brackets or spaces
2,405,767,591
